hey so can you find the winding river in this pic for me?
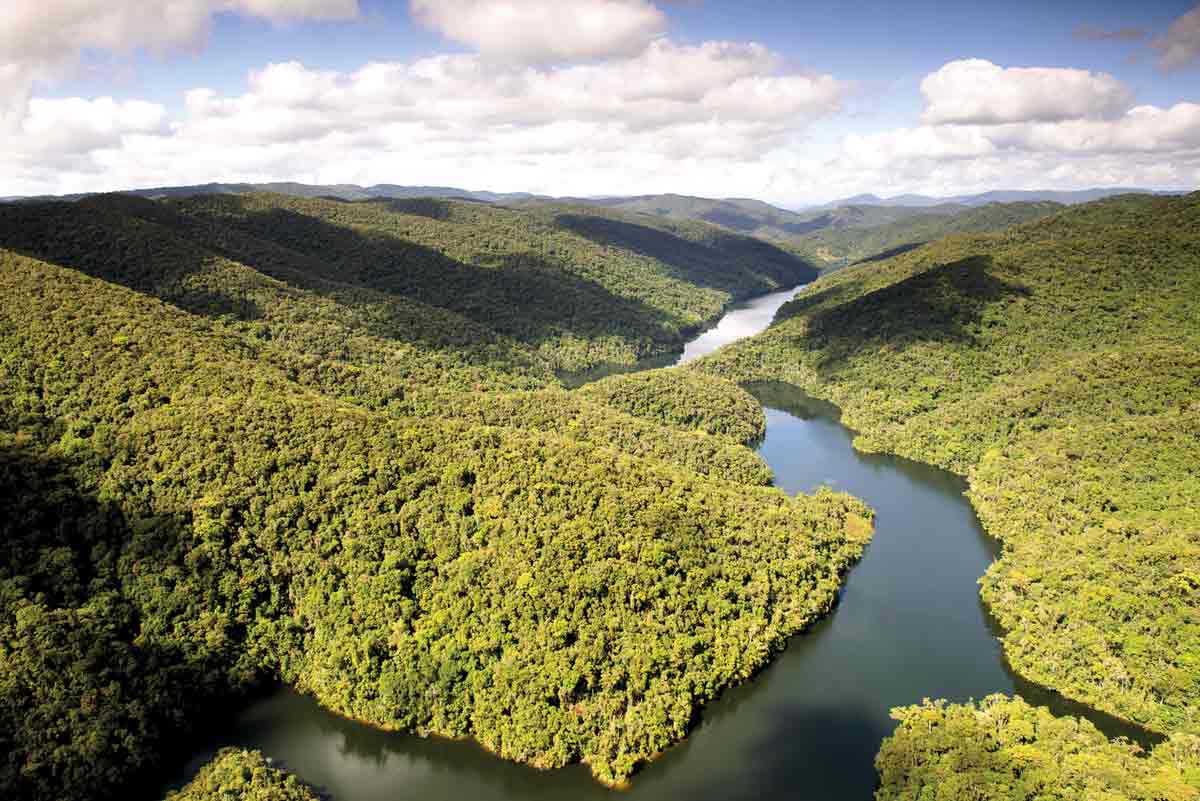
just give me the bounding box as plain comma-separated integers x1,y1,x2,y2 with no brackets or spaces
171,285,1155,800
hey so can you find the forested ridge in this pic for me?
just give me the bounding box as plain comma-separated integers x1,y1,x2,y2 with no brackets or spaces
791,201,1063,269
553,193,971,254
0,193,863,799
0,192,816,374
695,193,1200,796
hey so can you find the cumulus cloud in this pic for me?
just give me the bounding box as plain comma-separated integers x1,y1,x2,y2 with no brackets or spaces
847,103,1200,164
920,59,1133,125
1155,4,1200,71
0,0,359,119
410,0,667,63
1,46,1196,207
176,41,846,146
0,39,849,199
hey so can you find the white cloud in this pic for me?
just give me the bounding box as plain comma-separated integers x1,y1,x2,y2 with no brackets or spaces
410,0,667,63
1155,4,1200,71
0,39,849,201
853,103,1200,163
0,0,359,120
1,48,1196,207
920,59,1133,125
814,100,1200,202
175,41,846,146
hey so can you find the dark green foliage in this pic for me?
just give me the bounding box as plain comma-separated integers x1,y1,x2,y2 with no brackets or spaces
579,369,766,443
164,749,320,801
876,696,1200,801
0,192,864,799
0,191,813,375
792,201,1062,268
697,193,1200,740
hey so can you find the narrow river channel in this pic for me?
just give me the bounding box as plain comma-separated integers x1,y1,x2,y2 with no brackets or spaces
171,285,1155,800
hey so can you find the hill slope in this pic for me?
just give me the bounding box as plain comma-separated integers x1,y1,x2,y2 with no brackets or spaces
697,194,1200,745
0,193,815,374
0,192,859,799
554,193,967,250
792,201,1064,268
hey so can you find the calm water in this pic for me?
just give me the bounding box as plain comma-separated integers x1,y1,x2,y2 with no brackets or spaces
556,285,805,387
171,286,1155,800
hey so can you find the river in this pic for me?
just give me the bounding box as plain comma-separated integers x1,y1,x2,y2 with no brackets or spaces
170,285,1154,800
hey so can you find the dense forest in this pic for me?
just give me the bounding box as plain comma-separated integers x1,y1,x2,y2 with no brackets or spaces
163,750,319,801
876,696,1200,800
790,201,1063,269
553,193,971,256
0,192,816,375
0,194,866,799
695,193,1200,794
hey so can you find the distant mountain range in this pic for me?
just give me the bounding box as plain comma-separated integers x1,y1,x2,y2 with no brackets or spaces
4,182,1188,272
1,181,547,205
7,182,1185,212
810,187,1186,210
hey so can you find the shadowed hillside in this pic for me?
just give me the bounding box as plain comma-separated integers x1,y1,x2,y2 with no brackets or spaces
696,192,1200,789
0,193,857,800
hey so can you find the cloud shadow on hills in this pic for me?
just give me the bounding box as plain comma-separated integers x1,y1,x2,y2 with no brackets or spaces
802,255,1032,376
0,194,689,364
552,212,818,293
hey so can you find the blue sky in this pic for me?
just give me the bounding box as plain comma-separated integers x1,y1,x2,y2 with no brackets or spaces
2,0,1198,203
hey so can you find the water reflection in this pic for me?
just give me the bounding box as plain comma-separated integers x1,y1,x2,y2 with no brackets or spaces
557,285,805,387
166,289,1159,801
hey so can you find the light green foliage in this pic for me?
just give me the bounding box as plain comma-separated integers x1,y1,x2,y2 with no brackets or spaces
876,696,1200,801
164,749,319,801
579,369,766,443
697,193,1200,737
0,191,859,800
403,386,774,485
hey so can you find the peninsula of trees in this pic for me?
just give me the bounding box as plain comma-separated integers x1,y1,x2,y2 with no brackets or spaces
0,192,867,799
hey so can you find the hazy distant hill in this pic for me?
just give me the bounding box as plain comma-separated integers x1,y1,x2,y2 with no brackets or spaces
815,186,1182,209
793,201,1064,268
543,193,968,252
4,181,546,205
0,192,813,374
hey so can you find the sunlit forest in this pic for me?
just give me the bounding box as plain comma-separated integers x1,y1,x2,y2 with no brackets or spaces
697,192,1200,796
0,193,873,798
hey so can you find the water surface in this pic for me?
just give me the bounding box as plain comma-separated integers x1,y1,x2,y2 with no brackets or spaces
171,285,1154,800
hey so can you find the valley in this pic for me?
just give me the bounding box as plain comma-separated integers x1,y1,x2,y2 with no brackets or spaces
2,189,1197,801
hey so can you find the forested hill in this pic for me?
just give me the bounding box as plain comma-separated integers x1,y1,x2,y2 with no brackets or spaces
549,193,969,252
0,190,865,800
0,192,816,375
695,193,1200,793
790,201,1063,269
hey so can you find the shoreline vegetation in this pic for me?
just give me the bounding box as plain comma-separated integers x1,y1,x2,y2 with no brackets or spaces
4,188,1197,800
693,192,1200,797
0,192,873,798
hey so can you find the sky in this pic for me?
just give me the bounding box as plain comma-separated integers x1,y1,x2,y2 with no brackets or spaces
1,0,1198,205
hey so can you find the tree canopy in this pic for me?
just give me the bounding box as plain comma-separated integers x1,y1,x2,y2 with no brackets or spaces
0,193,856,799
695,192,1200,794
